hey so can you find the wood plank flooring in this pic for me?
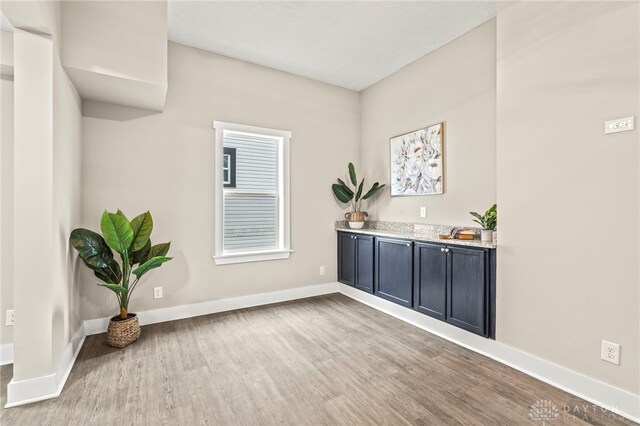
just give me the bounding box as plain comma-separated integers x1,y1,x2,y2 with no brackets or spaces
0,294,635,425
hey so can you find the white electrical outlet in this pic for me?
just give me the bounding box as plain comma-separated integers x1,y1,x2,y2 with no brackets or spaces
319,266,326,276
604,116,634,134
420,207,427,218
153,287,163,299
6,309,14,326
601,340,620,365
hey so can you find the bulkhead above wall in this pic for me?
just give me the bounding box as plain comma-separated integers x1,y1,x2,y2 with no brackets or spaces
61,1,167,111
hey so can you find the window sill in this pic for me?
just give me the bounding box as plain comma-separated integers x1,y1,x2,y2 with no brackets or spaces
212,249,292,265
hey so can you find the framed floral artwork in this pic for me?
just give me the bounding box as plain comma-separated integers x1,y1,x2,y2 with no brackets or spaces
390,123,444,196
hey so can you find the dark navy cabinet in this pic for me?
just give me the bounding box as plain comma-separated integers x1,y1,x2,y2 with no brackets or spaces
338,232,374,293
414,242,447,321
446,246,487,336
337,232,356,286
413,243,492,337
338,230,497,339
374,237,413,307
355,235,374,293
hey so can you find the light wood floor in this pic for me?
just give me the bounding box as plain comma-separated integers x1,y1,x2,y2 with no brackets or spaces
0,294,635,425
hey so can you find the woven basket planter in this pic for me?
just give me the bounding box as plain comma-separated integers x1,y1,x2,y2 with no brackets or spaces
345,211,368,229
106,314,141,348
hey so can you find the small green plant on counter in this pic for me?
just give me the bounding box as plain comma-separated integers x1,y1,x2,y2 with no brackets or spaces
470,204,497,231
332,163,386,212
70,210,172,320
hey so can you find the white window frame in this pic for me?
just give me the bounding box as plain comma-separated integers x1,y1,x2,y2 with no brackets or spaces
213,121,291,265
222,153,231,185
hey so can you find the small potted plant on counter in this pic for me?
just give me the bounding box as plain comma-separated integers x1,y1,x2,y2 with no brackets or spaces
70,210,172,348
470,204,497,242
332,163,386,229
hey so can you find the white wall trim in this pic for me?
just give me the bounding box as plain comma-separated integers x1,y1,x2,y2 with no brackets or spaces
6,324,86,407
212,249,292,265
338,284,640,424
0,343,13,366
84,282,340,335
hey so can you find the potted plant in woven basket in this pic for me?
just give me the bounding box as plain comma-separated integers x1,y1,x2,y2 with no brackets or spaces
70,210,172,348
332,163,386,229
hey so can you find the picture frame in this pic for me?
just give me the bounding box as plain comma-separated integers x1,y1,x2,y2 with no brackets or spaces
390,122,444,196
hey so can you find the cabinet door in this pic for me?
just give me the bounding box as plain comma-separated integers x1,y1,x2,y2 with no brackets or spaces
355,235,374,293
446,246,487,336
375,237,413,307
337,232,356,286
414,243,447,320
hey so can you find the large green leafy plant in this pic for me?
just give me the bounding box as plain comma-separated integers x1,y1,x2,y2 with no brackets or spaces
470,204,497,231
332,163,386,212
70,210,172,320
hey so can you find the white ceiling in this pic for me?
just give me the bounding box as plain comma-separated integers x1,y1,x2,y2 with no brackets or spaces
168,1,496,91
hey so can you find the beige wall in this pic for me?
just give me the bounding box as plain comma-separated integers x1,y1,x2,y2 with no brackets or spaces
12,28,55,379
51,51,82,364
80,42,359,320
1,27,14,347
1,76,13,346
62,1,166,87
1,30,13,76
5,0,83,380
496,2,639,394
360,20,496,226
1,1,60,40
61,0,167,110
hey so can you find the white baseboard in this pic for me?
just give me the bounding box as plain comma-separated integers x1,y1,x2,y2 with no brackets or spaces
0,343,13,366
84,282,340,335
6,324,85,407
338,284,640,424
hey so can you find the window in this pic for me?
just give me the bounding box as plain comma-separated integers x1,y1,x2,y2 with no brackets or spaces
213,121,291,265
223,154,230,184
223,147,236,187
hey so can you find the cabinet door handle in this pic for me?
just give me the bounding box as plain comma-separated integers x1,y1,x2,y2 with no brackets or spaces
406,243,411,247
445,248,450,253
354,236,358,240
441,248,445,252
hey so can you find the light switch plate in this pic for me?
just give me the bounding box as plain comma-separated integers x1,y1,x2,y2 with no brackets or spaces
604,116,634,134
420,207,427,218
